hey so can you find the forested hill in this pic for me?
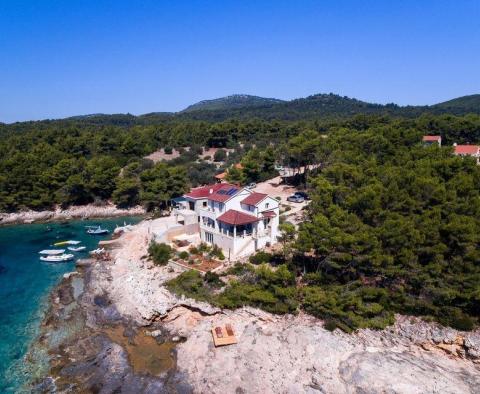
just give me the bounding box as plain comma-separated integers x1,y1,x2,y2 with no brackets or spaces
431,94,480,114
178,93,480,121
181,94,284,112
3,93,480,126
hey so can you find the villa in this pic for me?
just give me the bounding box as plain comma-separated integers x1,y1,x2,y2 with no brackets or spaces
422,135,442,146
453,143,480,164
174,183,280,259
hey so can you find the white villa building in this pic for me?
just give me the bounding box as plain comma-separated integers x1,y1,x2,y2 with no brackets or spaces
174,183,280,259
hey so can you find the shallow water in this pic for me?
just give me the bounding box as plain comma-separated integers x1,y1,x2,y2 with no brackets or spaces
104,326,177,375
0,217,142,392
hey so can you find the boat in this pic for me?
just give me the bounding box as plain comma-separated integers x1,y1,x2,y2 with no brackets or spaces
90,248,105,255
54,240,81,246
39,249,65,255
67,246,87,252
85,226,109,235
40,253,75,262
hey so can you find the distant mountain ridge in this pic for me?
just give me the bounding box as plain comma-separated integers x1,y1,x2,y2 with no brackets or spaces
176,93,480,121
181,94,284,112
3,93,480,125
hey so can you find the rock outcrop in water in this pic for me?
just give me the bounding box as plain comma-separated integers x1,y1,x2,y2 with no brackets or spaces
28,220,480,393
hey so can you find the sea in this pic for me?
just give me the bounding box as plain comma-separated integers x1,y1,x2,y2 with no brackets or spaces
0,217,142,392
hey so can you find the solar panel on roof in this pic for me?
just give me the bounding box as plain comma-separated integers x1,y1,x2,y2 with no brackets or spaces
227,188,237,195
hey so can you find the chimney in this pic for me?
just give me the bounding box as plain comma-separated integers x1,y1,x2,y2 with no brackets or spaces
453,142,457,146
209,188,213,194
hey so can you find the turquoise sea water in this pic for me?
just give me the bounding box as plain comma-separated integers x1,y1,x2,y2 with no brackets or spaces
0,217,142,392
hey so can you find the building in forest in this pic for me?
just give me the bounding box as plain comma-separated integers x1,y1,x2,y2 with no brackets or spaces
453,144,480,164
422,135,442,146
174,183,279,258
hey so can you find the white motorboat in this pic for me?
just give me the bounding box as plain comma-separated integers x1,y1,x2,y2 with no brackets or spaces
40,253,75,262
68,246,86,252
39,249,65,255
54,240,81,246
86,226,109,235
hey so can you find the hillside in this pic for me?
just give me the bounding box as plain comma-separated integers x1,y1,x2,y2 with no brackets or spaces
177,93,480,121
3,93,480,126
432,94,480,114
181,94,284,113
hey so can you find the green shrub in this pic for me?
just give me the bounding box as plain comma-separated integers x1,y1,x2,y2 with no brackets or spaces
204,271,223,288
189,246,199,255
224,263,255,276
213,149,227,162
178,251,189,260
210,244,225,260
323,320,338,331
191,145,203,155
166,270,211,301
439,307,476,331
164,146,173,154
249,251,272,265
148,242,172,266
198,242,210,253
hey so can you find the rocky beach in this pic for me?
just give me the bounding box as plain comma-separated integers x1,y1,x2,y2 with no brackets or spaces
0,204,145,226
28,220,480,393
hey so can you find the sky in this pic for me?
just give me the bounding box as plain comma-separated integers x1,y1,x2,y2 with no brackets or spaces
0,0,479,123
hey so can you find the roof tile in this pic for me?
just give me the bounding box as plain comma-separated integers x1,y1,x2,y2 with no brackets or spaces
217,209,260,225
241,192,268,206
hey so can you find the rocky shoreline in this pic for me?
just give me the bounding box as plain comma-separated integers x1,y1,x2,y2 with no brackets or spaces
26,220,480,393
0,204,146,226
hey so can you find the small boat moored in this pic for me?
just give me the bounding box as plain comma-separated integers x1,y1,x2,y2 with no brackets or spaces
40,253,75,263
67,246,87,252
54,240,81,246
85,226,109,235
39,249,66,255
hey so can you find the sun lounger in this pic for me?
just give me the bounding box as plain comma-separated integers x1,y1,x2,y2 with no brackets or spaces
225,324,234,336
211,324,238,347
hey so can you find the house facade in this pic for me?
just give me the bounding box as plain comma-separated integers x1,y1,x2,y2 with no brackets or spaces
176,183,280,258
453,144,480,164
422,135,442,146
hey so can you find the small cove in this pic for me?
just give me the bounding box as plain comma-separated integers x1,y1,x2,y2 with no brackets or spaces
0,216,142,392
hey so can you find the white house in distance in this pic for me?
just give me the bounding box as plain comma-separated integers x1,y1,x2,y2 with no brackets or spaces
175,183,280,259
453,143,480,164
422,135,442,146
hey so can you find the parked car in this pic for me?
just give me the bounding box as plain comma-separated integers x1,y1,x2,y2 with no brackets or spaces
246,182,257,189
294,191,310,200
287,195,304,203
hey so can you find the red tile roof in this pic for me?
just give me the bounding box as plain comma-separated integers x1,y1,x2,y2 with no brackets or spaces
423,135,441,142
454,145,480,155
214,164,244,181
241,192,268,206
217,209,260,225
184,184,224,199
208,184,240,202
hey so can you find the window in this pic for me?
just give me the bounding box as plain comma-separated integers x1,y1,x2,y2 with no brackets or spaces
265,203,269,209
203,201,207,208
205,232,214,243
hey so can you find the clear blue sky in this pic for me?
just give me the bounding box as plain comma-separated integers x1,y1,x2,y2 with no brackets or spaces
1,0,479,123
